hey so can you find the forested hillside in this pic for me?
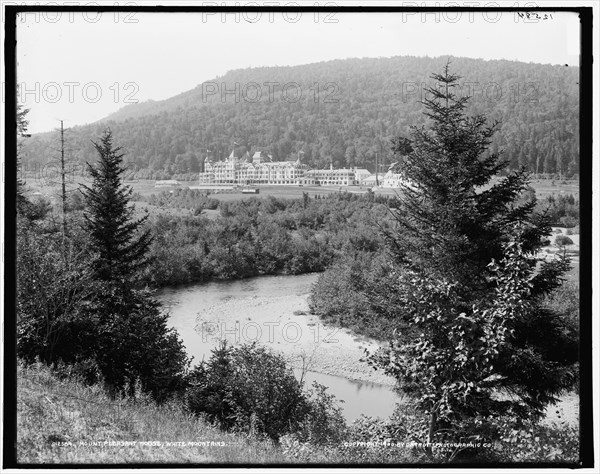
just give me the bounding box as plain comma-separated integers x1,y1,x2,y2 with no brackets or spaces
21,55,579,179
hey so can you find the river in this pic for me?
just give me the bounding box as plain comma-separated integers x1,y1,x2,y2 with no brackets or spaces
157,273,578,426
157,273,403,422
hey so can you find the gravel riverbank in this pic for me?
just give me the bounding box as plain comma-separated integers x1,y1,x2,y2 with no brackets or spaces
194,292,396,387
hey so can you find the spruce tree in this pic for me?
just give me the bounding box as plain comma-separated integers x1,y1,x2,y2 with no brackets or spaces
80,130,188,399
371,65,578,454
81,129,152,283
385,64,548,293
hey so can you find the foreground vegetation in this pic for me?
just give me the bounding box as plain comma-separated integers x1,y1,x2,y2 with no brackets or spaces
17,361,286,464
18,359,579,465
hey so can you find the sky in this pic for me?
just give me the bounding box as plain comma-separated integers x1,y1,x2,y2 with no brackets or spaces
14,6,582,134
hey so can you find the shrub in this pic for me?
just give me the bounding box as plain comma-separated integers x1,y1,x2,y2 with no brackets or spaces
336,406,430,463
536,194,579,227
309,257,372,327
186,342,310,441
205,198,219,210
477,415,579,463
560,215,578,228
565,226,579,235
296,382,347,445
555,235,574,246
51,358,103,386
17,218,190,403
340,407,579,463
66,190,86,211
542,280,579,329
17,221,98,366
143,193,386,288
25,196,53,221
309,252,402,340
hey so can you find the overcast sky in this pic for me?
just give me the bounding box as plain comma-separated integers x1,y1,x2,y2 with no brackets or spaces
16,8,581,134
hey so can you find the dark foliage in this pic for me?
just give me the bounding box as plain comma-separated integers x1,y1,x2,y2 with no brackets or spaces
555,235,574,246
365,65,578,449
81,129,152,283
186,342,311,441
141,192,391,287
17,220,98,366
308,252,403,340
17,210,190,401
76,130,190,399
537,194,579,227
17,101,31,215
385,66,542,292
89,282,190,402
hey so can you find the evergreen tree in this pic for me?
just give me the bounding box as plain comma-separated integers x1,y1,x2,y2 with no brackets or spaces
371,65,578,455
81,129,189,399
385,65,556,296
81,129,152,283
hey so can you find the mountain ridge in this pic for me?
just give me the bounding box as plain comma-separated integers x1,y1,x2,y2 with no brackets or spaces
100,55,577,123
22,55,579,178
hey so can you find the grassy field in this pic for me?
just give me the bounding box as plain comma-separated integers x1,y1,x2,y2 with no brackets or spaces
22,172,580,202
526,179,580,199
139,181,384,201
131,178,581,202
17,362,288,465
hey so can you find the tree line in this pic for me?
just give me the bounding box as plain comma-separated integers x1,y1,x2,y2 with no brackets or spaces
140,189,391,286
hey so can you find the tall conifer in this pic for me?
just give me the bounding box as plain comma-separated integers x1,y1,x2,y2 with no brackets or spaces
372,65,578,451
81,129,152,283
80,130,188,399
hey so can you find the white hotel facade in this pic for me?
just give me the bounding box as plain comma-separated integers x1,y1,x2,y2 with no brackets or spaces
198,150,405,188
